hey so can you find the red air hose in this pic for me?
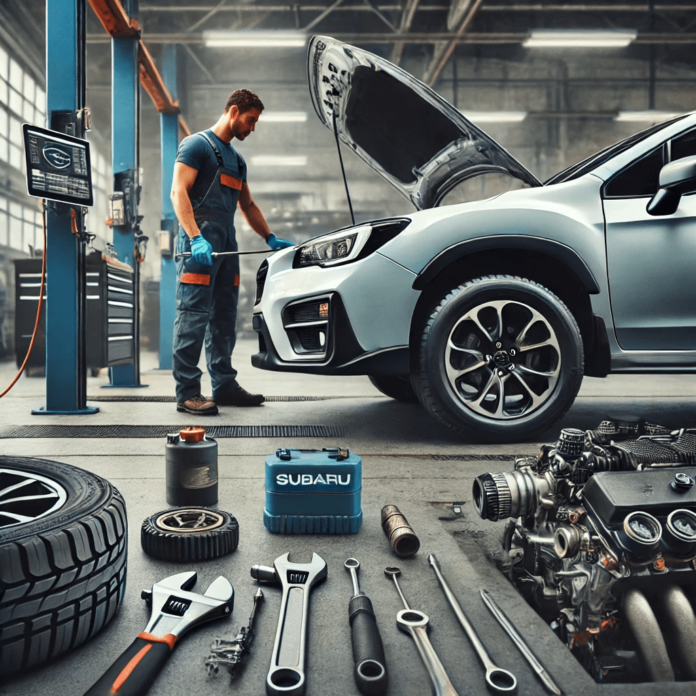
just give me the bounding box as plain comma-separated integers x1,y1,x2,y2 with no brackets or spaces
0,202,47,397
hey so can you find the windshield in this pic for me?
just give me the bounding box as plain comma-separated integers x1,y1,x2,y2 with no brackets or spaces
544,115,687,186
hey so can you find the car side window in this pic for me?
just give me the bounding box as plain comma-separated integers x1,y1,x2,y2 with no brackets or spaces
604,146,664,198
671,128,696,162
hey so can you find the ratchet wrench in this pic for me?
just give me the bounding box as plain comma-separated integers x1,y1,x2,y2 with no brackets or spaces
480,590,561,696
428,555,517,694
384,567,460,696
84,571,234,696
251,553,327,696
345,559,389,695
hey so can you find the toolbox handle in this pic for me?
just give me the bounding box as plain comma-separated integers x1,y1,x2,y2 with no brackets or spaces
83,633,175,696
275,447,350,461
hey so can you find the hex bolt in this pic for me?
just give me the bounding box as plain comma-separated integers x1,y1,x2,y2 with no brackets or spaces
495,342,502,349
498,370,504,377
510,349,516,356
509,364,516,371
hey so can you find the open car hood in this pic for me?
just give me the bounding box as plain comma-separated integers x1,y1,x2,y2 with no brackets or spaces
307,36,541,210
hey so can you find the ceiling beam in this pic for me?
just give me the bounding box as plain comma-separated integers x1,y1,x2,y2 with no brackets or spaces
86,31,696,44
390,0,421,65
423,0,483,86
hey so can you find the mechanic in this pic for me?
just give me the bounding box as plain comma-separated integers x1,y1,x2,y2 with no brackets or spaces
171,88,293,416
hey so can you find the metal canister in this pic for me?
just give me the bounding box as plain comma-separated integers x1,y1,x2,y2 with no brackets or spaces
166,427,218,506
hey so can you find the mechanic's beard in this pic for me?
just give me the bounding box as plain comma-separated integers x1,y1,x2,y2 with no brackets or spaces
232,122,250,140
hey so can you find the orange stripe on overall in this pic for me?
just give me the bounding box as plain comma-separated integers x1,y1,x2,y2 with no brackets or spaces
181,273,210,286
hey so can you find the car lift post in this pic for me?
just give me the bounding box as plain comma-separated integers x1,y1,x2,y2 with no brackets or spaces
35,0,98,415
159,44,178,370
109,0,146,387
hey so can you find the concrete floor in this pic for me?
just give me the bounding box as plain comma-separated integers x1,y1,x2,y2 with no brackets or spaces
2,340,696,696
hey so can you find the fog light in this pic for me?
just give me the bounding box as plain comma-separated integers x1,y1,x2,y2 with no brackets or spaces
319,331,326,347
319,302,329,319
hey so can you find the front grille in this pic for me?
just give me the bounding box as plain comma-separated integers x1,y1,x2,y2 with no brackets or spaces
295,326,324,352
288,301,322,323
255,260,268,305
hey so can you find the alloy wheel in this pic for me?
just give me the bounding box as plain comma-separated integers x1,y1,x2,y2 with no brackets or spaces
0,468,67,529
444,299,561,420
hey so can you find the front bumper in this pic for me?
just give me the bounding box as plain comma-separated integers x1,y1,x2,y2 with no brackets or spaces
251,246,418,376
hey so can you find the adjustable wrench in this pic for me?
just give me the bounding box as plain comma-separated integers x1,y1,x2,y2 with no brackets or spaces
251,553,327,696
84,571,234,696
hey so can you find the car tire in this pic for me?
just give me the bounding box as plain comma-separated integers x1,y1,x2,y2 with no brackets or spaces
368,374,419,402
414,275,584,442
141,507,239,562
0,456,127,677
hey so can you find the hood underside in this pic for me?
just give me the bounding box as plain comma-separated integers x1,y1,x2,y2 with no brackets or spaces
308,36,541,210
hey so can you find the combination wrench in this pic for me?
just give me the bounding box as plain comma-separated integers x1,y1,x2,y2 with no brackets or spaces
345,559,389,695
428,555,517,694
384,567,460,696
251,553,327,696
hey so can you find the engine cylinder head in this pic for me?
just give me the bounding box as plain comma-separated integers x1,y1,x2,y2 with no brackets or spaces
473,469,549,521
620,511,663,560
554,525,582,558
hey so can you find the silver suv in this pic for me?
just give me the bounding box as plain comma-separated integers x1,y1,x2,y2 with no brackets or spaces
252,36,696,442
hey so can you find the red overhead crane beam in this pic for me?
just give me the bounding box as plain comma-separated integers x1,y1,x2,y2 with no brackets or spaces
88,0,190,135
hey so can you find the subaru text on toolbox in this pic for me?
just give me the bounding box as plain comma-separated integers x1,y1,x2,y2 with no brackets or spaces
252,35,696,442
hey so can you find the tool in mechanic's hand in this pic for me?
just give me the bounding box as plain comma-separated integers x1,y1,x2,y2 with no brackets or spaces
205,588,264,681
251,552,327,696
84,571,234,696
175,249,274,260
480,590,561,696
428,555,517,694
384,567,460,696
345,559,389,695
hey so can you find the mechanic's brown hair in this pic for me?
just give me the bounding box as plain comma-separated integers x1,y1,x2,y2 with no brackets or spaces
224,89,264,114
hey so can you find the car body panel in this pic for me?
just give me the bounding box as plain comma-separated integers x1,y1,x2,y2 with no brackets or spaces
256,246,418,362
307,35,540,210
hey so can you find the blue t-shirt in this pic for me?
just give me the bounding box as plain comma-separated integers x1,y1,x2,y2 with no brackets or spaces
176,129,247,212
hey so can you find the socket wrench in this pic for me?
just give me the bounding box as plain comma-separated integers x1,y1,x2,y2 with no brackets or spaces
345,559,389,695
384,567,459,696
428,555,516,694
251,553,327,696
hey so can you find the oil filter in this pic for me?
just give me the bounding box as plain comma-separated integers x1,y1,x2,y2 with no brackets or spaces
381,504,420,557
166,427,218,506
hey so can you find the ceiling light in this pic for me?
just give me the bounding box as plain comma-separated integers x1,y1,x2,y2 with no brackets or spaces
462,111,527,123
259,112,308,123
615,110,680,123
524,30,636,48
250,155,307,167
204,31,306,48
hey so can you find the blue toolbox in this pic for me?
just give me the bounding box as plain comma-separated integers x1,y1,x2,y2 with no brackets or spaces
264,447,362,534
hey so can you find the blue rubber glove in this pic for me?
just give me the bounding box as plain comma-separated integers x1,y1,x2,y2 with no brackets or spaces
266,233,294,251
190,234,213,266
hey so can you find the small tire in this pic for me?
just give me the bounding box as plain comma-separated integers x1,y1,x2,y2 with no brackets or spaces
141,507,239,562
0,456,127,677
368,374,419,402
414,275,584,442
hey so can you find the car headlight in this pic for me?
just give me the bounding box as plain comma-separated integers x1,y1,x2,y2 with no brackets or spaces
293,218,411,269
295,225,372,268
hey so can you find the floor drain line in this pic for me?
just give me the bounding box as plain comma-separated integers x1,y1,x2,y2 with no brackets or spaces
0,425,344,439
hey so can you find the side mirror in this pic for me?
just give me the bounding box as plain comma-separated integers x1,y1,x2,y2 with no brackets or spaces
647,154,696,216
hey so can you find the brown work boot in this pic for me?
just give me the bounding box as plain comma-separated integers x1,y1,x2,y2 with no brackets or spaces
214,386,265,407
176,394,218,416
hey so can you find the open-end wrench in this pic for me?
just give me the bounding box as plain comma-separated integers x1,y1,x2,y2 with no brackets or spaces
345,559,389,695
84,571,234,696
384,567,460,696
428,555,517,694
251,553,327,696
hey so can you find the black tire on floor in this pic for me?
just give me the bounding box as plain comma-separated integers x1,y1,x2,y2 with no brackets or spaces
141,508,239,562
414,275,584,442
368,374,419,402
0,456,127,677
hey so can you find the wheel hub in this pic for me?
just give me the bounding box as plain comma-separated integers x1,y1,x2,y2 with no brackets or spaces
0,468,67,529
444,299,561,421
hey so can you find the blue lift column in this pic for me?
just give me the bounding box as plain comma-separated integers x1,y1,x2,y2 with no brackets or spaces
109,0,146,387
37,0,98,415
159,45,178,370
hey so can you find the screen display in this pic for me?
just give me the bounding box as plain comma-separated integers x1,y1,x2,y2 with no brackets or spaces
23,124,93,206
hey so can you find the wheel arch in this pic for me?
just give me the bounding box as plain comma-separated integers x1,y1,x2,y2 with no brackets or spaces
409,240,607,376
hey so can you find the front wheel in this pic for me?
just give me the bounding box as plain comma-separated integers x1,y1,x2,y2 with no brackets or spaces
414,275,584,442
